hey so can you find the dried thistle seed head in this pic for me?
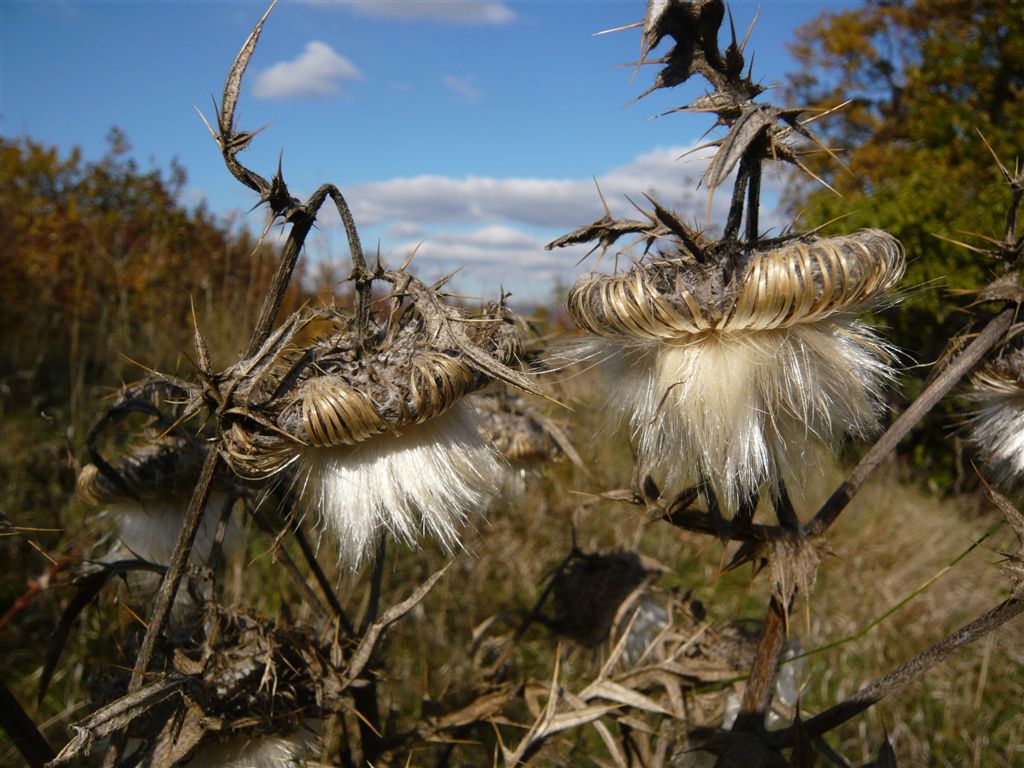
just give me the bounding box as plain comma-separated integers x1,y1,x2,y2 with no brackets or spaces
966,344,1024,490
301,400,506,569
568,230,904,337
76,438,207,507
473,385,584,498
217,272,538,566
563,230,905,514
185,726,320,768
474,388,564,463
77,440,241,568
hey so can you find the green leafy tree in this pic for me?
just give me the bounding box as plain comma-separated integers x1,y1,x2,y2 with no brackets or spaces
786,0,1024,363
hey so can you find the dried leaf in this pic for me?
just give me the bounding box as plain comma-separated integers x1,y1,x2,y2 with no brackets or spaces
583,680,672,715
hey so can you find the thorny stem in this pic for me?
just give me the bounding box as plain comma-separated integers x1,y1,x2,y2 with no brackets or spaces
805,307,1016,538
218,5,372,352
745,153,762,244
766,596,1024,748
273,534,330,622
774,482,800,531
292,523,355,635
722,155,752,244
101,448,221,766
205,493,238,573
1005,184,1021,257
127,449,220,692
361,537,388,634
731,593,789,736
245,216,315,357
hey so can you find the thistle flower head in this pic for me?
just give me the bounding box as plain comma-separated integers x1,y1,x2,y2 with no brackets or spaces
966,342,1024,491
550,550,655,647
301,400,506,568
185,724,319,768
473,386,582,498
564,230,905,513
217,272,540,567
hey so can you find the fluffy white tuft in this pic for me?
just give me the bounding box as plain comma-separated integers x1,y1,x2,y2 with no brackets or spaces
111,492,238,567
966,381,1024,489
574,319,894,512
300,400,506,568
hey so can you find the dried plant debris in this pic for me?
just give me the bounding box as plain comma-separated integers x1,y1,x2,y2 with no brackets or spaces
51,607,334,767
966,336,1024,491
50,566,448,767
561,230,905,514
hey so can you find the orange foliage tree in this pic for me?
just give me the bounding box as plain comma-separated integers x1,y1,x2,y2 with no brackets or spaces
0,129,291,426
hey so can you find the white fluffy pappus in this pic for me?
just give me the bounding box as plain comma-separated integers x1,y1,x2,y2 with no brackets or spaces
300,400,507,568
105,492,241,617
111,491,238,567
575,319,895,512
965,372,1024,490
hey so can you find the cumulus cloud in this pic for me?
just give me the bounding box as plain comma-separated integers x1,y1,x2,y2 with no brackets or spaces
253,41,361,100
389,226,587,299
347,145,786,232
312,1,514,24
312,145,791,300
443,74,484,103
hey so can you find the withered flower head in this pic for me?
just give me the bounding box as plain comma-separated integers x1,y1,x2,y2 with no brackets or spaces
77,436,239,568
473,385,582,497
564,230,905,513
217,271,540,567
966,340,1024,490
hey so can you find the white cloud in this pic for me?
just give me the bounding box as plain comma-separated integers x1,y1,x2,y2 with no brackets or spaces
305,145,791,301
443,74,484,103
389,226,587,300
318,0,514,24
253,41,361,100
384,220,428,240
346,145,786,232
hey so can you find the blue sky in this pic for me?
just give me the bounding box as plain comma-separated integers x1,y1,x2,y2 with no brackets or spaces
2,0,856,302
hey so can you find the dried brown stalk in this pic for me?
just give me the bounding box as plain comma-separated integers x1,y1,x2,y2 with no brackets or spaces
766,596,1024,749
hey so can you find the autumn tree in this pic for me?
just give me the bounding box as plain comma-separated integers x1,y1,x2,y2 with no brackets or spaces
0,130,290,428
784,0,1024,476
786,0,1023,361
